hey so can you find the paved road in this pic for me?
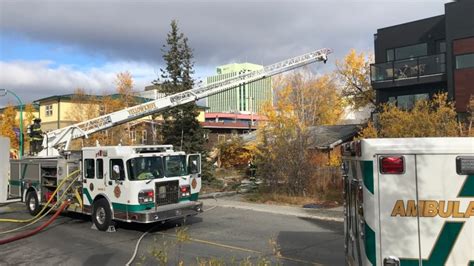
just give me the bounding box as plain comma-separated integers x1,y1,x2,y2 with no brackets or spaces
0,201,344,265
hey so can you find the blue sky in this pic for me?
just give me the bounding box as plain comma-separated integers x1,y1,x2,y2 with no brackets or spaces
0,0,448,107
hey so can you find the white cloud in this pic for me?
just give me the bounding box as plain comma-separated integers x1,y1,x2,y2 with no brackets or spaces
0,60,158,106
0,60,217,107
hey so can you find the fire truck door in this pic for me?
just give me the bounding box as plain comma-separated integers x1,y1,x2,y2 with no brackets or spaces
105,158,129,209
187,154,201,196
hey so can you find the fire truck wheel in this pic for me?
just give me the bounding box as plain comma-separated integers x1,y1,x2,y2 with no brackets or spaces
26,191,40,216
92,198,112,231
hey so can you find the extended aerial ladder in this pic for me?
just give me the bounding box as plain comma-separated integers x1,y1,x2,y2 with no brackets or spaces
40,48,332,156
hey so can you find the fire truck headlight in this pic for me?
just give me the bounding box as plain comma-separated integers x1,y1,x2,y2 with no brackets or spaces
138,190,154,204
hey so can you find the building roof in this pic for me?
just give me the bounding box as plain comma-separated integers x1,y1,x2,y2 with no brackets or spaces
33,93,208,110
201,121,257,130
205,112,267,121
241,124,362,150
34,93,151,104
307,124,362,150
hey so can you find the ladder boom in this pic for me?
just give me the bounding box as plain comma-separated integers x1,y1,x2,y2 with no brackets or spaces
43,48,332,154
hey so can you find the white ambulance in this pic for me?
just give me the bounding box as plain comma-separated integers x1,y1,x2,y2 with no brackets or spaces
342,138,474,266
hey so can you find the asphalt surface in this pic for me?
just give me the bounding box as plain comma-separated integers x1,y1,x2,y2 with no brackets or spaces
0,201,344,265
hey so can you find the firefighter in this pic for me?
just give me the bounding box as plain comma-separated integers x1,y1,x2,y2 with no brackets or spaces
29,118,43,154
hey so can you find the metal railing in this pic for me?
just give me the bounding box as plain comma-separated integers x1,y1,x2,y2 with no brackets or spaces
371,53,446,83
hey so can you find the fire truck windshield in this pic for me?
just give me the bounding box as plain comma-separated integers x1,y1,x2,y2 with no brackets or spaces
164,155,187,177
127,157,164,181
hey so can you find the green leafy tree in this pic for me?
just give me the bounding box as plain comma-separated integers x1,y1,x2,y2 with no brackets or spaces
155,20,211,179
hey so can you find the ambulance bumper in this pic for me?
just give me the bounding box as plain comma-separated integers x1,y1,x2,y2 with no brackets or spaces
117,201,203,224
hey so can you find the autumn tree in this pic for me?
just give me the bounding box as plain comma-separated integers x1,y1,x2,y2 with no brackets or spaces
255,70,344,195
214,136,253,169
0,104,19,149
96,72,140,146
66,88,104,148
461,95,474,136
336,49,375,108
359,93,458,138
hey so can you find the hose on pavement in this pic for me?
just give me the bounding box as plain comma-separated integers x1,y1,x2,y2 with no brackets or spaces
0,200,70,245
0,170,80,223
0,172,81,235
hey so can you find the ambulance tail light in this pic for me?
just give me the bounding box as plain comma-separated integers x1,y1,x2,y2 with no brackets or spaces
380,156,404,174
138,190,154,204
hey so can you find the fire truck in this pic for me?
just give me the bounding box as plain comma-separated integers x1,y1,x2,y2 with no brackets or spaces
342,138,474,265
0,48,332,231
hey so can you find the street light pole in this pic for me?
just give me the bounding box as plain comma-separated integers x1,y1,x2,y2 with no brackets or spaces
0,89,24,159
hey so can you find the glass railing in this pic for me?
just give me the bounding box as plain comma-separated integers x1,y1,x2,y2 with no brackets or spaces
371,53,445,82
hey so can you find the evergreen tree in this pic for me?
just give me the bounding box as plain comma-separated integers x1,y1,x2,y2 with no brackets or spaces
156,20,211,178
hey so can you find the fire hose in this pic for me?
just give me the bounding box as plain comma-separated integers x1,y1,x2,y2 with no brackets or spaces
0,200,70,245
0,169,80,223
0,172,81,235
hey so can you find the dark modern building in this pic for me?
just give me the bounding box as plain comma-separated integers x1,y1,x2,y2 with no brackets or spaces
371,0,474,116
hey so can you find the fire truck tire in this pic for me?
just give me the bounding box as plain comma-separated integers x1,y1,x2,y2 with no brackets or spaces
26,191,40,216
92,198,112,231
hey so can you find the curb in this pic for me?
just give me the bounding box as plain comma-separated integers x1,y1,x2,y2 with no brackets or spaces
200,197,344,223
199,191,238,199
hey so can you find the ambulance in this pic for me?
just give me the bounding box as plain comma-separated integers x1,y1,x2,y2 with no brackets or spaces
342,138,474,265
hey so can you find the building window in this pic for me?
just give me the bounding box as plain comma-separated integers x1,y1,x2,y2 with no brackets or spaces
389,93,429,110
456,53,474,69
141,130,147,144
386,49,394,62
395,43,427,60
436,40,446,53
45,105,53,117
130,130,136,143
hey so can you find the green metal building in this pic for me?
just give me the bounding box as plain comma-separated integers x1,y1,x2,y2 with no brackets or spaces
206,63,272,113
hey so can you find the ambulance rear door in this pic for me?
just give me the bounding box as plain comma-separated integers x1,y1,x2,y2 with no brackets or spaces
415,154,474,265
378,154,421,264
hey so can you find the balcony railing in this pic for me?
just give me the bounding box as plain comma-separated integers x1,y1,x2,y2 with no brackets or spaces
371,53,446,83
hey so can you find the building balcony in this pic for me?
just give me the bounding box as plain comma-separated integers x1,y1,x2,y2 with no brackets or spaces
370,53,446,89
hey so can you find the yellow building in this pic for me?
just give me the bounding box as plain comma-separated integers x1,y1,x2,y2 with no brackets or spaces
35,93,207,145
2,93,207,147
